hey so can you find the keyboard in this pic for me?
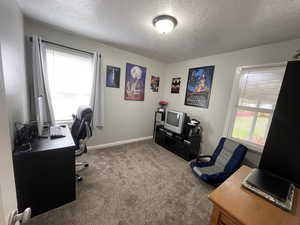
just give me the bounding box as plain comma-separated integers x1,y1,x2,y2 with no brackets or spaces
50,126,65,139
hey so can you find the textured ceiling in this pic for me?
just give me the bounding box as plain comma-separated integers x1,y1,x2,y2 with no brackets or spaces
17,0,300,63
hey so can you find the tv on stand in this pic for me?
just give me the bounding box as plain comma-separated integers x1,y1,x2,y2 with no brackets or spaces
155,109,201,161
164,109,186,134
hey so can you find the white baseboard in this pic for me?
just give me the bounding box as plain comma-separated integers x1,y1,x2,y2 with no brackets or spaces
87,136,153,151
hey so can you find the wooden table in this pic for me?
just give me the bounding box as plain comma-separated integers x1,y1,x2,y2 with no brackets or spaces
208,166,300,225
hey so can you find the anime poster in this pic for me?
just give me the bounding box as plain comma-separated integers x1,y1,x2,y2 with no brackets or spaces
106,65,120,88
150,75,160,92
171,77,181,93
124,63,146,101
185,66,215,108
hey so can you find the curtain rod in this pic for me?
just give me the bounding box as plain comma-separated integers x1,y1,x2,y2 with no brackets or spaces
29,36,95,56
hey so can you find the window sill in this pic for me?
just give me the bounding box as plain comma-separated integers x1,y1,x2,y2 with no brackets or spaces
55,120,73,127
228,137,264,153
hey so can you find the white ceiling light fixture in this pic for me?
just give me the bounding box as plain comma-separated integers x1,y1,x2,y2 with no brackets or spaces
152,15,178,34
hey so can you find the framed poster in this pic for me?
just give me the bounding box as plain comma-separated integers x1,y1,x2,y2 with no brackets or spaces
171,77,181,93
150,75,160,92
184,65,215,108
106,65,120,88
124,63,146,101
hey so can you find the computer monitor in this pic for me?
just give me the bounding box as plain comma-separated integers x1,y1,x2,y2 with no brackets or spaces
259,61,300,187
164,110,186,134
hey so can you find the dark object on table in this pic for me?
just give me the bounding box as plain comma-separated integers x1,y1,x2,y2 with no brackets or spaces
242,169,295,211
14,122,38,153
187,119,201,137
245,168,292,202
190,137,248,186
71,106,93,182
13,126,76,217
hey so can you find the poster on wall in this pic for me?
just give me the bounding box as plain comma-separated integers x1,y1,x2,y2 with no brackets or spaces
171,77,181,94
124,63,146,101
106,65,120,88
150,75,160,92
184,65,215,108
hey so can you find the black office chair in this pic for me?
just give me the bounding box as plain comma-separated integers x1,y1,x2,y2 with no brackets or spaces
71,105,93,182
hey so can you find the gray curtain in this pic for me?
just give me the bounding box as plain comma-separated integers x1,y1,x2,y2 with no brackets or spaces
90,52,104,128
28,36,55,125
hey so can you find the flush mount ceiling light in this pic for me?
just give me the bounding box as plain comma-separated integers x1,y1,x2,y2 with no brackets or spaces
152,15,178,34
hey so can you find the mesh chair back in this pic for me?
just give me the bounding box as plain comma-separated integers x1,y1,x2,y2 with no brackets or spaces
71,106,93,151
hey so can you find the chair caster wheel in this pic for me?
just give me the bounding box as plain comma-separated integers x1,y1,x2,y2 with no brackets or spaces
84,164,89,168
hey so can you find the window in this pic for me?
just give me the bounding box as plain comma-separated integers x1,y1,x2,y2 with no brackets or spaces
46,45,93,121
227,64,286,149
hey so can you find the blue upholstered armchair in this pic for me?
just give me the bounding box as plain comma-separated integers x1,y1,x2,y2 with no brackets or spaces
190,137,248,186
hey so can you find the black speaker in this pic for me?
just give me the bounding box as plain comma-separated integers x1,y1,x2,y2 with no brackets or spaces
259,60,300,187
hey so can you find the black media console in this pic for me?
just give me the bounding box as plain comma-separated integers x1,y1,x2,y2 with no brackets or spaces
13,127,76,217
154,125,201,161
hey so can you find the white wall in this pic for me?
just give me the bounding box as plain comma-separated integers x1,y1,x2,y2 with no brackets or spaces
23,18,300,159
162,39,300,155
0,55,15,223
0,0,28,131
0,189,5,225
0,0,28,222
24,18,167,147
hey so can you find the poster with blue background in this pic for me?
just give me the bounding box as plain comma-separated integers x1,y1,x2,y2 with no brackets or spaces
184,66,215,108
106,65,120,88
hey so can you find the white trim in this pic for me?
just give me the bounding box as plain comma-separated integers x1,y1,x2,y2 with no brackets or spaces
237,62,287,72
230,137,264,152
87,136,153,150
224,62,286,152
236,106,273,114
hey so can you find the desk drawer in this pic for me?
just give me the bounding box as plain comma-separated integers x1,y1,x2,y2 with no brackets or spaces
219,213,240,225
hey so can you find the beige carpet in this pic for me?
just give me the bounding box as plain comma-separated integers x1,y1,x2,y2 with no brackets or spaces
25,140,214,225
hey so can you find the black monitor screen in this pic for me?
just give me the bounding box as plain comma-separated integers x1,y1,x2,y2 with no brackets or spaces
167,112,180,127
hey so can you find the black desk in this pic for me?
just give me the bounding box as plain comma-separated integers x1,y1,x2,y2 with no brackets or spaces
13,127,76,217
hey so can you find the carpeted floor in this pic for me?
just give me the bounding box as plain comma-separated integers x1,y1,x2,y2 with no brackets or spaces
25,140,214,225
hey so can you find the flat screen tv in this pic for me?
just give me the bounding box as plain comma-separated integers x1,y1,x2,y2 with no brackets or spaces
164,110,186,134
259,60,300,187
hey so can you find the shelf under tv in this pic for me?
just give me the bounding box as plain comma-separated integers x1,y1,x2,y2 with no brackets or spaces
154,126,201,161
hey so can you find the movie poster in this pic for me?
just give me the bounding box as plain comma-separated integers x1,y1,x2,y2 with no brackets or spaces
150,75,160,92
171,77,181,94
106,65,120,88
124,63,146,101
184,66,215,108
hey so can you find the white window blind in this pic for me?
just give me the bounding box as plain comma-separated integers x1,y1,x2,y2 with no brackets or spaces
229,65,285,148
46,45,93,121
